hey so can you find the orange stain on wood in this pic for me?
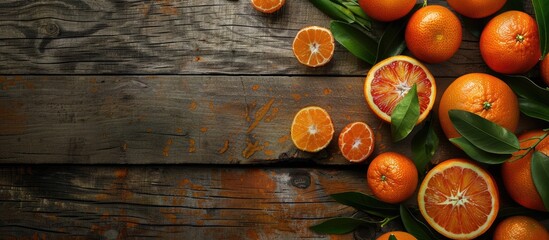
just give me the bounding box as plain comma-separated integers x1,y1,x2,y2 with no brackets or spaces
0,100,26,135
121,142,128,152
155,0,178,15
251,84,260,91
176,128,183,133
245,100,257,122
218,140,230,154
209,101,215,111
246,229,259,240
291,93,301,102
189,138,196,153
0,76,34,90
246,98,275,133
265,107,279,122
164,213,178,224
200,127,208,133
189,101,198,111
146,128,153,133
140,3,151,16
278,135,289,143
323,88,332,95
242,138,263,159
194,56,201,62
263,149,274,156
162,138,173,157
115,168,128,178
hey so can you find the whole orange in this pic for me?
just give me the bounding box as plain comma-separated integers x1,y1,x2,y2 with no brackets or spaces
405,5,462,64
447,0,507,19
502,130,549,211
480,11,541,74
493,216,549,240
438,73,519,140
358,0,415,22
367,152,418,204
541,53,549,86
376,231,417,240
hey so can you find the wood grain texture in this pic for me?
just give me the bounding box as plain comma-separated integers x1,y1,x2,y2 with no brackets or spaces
0,75,469,164
0,166,390,240
0,0,487,76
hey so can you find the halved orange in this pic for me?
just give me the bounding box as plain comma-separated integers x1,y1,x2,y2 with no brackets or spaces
418,159,499,239
364,55,436,124
292,26,335,67
338,122,375,162
290,106,334,152
251,0,285,13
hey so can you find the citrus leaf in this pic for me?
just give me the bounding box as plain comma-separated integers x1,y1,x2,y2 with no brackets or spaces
391,84,420,142
500,75,549,105
449,137,511,164
411,114,438,177
309,217,372,234
399,205,440,240
449,109,520,154
533,0,549,57
375,3,422,62
341,1,372,29
330,192,398,218
388,235,398,240
308,0,355,24
519,98,549,122
330,20,377,64
531,151,549,211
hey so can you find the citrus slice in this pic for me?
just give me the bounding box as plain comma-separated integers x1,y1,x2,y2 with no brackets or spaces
364,55,436,124
292,26,335,67
251,0,285,13
290,106,334,152
418,159,499,239
338,122,375,162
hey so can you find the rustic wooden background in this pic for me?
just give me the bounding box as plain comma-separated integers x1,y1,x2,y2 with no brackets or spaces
0,0,545,239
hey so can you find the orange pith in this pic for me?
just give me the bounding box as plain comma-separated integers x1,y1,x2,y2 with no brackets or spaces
405,5,462,64
502,130,548,211
418,159,499,239
292,26,335,67
338,122,375,162
290,106,334,152
364,55,436,124
251,0,285,13
447,0,507,19
367,152,418,204
480,10,541,74
357,0,416,22
376,231,417,240
438,73,519,140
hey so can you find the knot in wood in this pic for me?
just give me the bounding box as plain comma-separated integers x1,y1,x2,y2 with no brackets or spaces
40,23,60,37
289,171,310,189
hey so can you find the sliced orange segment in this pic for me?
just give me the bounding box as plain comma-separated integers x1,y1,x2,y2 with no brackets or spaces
418,159,499,239
364,55,436,124
290,106,334,152
251,0,285,13
292,26,335,67
338,122,375,162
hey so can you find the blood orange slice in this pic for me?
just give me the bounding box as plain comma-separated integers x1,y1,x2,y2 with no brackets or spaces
364,55,436,124
290,106,334,152
418,159,499,239
338,122,375,162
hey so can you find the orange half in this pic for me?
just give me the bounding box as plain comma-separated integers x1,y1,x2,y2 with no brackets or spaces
292,26,335,67
290,106,334,152
418,159,499,239
251,0,285,13
338,122,375,162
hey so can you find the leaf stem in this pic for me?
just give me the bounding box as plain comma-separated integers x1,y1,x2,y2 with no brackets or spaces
380,215,399,228
510,131,549,162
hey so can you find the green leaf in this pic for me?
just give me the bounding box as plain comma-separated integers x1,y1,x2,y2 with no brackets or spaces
449,109,520,154
391,84,420,142
500,75,549,105
519,98,549,122
399,205,440,240
531,151,549,211
450,137,511,164
330,20,377,64
308,0,355,24
411,114,438,177
532,0,549,57
330,192,398,217
341,1,372,29
388,235,398,240
375,4,422,62
309,217,371,234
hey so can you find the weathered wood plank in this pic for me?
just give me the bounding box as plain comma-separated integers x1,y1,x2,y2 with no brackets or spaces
0,0,487,76
0,75,470,164
0,166,389,239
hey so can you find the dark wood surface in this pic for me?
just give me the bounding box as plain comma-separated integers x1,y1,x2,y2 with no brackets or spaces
0,0,545,239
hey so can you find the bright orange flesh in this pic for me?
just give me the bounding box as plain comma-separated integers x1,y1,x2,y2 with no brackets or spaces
290,106,334,152
338,122,374,163
292,26,335,67
250,0,285,13
447,0,507,19
367,152,418,204
364,55,436,124
376,231,417,240
418,159,499,239
493,215,549,240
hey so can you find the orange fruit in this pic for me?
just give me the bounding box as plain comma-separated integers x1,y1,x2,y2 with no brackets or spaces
357,0,415,22
502,130,549,211
418,159,500,239
493,215,549,240
376,231,417,240
364,55,436,124
541,53,549,86
338,122,375,163
290,106,334,152
438,73,519,139
367,152,418,204
405,5,462,64
480,11,541,74
250,0,285,13
447,0,507,19
292,26,335,67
